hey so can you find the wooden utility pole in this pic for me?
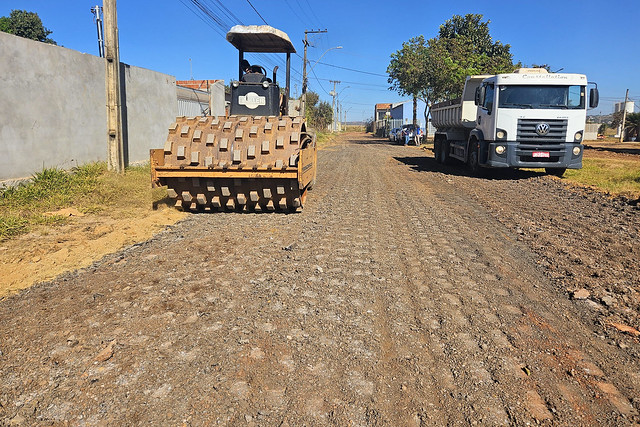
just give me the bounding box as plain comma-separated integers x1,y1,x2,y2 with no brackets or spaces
103,0,124,173
619,89,629,143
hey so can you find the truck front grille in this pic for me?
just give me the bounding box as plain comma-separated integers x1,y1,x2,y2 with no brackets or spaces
517,119,567,144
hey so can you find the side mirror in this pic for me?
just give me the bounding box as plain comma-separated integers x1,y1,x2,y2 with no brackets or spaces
475,87,481,105
589,88,599,109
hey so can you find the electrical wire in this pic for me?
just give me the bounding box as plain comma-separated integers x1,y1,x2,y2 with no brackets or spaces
309,67,331,96
178,0,227,37
313,78,389,88
245,0,268,25
312,61,388,77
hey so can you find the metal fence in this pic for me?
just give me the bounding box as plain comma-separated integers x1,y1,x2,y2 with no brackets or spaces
178,98,209,117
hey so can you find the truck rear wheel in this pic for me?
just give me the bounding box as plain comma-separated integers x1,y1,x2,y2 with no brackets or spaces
435,137,451,165
434,139,442,163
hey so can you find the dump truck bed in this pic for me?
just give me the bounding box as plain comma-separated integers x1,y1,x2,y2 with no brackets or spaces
431,75,490,129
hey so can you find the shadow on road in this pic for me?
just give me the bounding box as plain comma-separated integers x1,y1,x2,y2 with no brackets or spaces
393,155,544,181
350,137,392,146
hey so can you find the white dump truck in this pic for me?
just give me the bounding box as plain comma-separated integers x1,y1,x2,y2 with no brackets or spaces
431,68,599,176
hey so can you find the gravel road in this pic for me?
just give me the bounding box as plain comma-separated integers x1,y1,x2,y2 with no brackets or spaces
1,132,639,425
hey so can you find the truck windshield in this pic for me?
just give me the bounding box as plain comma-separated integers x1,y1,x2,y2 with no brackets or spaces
498,85,585,109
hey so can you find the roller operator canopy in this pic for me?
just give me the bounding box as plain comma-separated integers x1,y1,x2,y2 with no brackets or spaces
226,25,296,54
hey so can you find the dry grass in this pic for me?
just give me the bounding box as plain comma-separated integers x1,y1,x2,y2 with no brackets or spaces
564,154,640,199
0,163,166,240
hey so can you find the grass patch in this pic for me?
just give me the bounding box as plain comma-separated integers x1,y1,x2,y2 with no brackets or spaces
0,162,162,240
315,130,338,149
564,157,640,199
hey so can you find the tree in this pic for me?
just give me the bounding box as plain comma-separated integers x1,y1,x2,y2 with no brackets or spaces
611,111,624,129
429,14,516,98
0,16,11,33
0,10,57,45
531,64,552,72
301,91,332,130
597,123,607,136
623,112,640,141
387,14,518,139
387,35,433,136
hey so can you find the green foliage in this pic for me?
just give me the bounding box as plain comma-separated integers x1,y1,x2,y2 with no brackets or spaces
531,64,552,72
0,16,10,33
624,112,640,141
303,91,333,130
387,35,431,99
610,111,623,128
387,14,517,137
0,9,57,45
429,14,516,99
0,163,106,240
0,162,166,240
0,216,29,239
388,13,517,105
598,123,607,135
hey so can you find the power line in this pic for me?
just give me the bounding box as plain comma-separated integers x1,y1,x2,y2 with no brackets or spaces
245,0,268,25
178,0,227,37
283,0,306,24
301,0,322,27
312,61,388,77
314,78,389,88
309,67,331,96
179,0,303,84
297,50,388,77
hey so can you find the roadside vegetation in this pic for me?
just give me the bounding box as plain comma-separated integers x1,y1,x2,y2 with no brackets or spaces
565,155,640,200
0,163,165,240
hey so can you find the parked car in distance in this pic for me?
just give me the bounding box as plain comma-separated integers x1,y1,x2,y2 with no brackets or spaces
389,127,401,142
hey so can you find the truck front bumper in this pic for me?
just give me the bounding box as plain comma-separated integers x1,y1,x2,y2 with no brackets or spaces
482,142,583,169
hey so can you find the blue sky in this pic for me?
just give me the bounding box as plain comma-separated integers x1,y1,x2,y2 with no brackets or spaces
2,0,638,121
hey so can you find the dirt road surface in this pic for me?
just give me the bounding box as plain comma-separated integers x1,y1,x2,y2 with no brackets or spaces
1,133,639,425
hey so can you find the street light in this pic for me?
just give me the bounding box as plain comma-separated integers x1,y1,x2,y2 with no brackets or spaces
302,46,342,114
308,46,342,75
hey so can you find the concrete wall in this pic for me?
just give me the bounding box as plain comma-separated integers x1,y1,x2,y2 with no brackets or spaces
120,64,177,165
584,123,599,141
0,31,177,181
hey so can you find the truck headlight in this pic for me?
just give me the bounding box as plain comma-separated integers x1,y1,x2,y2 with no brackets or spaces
496,129,507,140
495,145,506,155
262,81,270,89
573,146,581,156
574,131,583,142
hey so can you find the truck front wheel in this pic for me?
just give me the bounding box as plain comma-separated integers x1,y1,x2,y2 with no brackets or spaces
467,140,481,174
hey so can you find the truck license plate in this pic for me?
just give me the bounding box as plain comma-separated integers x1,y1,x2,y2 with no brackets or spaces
532,151,550,158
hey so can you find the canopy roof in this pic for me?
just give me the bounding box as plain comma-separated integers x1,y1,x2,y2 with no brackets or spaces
226,25,296,54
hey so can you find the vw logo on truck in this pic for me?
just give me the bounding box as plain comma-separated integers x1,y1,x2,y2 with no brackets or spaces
535,123,550,136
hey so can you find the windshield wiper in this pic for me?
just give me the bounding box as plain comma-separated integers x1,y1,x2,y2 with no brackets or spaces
502,103,533,108
539,104,568,109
